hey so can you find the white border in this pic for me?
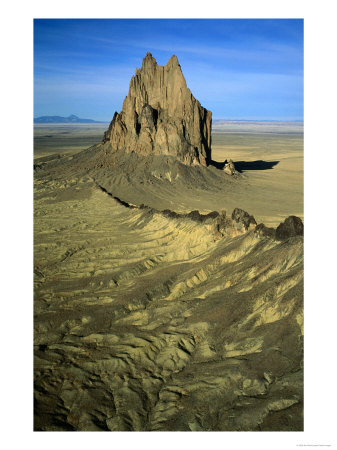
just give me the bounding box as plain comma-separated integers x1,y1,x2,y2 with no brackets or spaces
1,1,337,449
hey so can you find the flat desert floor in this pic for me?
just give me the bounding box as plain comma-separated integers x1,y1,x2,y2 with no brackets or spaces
34,123,109,156
35,121,303,227
212,121,303,226
34,121,303,431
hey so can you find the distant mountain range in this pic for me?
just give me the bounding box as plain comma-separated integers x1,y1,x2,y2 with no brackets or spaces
34,114,105,124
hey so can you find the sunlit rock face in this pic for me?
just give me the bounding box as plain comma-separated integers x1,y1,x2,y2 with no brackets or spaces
103,52,212,166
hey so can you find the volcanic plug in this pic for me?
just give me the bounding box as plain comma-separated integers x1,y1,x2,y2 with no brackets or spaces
103,52,212,166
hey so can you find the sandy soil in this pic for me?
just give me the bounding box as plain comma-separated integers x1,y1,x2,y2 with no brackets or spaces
34,123,303,227
34,123,109,157
212,130,303,226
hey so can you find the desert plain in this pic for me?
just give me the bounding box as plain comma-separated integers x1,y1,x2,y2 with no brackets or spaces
34,120,303,431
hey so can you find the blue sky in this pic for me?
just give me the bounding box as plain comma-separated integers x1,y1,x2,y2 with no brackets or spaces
34,19,303,121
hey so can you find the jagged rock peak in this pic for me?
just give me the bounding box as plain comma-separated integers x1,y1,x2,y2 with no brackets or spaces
141,52,157,68
103,53,212,166
167,54,179,66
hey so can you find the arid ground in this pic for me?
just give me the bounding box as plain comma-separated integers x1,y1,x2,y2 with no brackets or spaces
34,123,109,157
34,121,303,431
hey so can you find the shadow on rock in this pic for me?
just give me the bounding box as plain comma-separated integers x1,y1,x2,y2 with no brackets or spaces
254,216,303,241
209,160,227,170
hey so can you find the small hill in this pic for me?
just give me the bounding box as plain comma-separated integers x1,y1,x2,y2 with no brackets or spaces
34,114,103,124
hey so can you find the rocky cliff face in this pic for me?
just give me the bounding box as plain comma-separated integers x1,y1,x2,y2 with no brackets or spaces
103,53,212,166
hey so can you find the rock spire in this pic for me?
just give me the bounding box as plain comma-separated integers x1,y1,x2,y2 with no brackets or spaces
103,52,212,166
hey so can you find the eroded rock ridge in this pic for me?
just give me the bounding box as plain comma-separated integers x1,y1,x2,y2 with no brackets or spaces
103,52,212,166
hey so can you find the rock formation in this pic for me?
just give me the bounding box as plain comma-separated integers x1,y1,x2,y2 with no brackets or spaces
275,216,304,240
254,216,304,241
254,223,276,239
231,208,257,235
103,52,212,166
223,158,236,175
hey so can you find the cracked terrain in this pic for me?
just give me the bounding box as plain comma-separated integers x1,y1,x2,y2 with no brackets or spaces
34,145,303,431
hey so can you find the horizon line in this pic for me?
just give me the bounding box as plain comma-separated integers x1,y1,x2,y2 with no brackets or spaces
34,114,304,123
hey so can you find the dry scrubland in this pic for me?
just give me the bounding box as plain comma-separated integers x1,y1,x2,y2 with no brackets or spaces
34,122,303,431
